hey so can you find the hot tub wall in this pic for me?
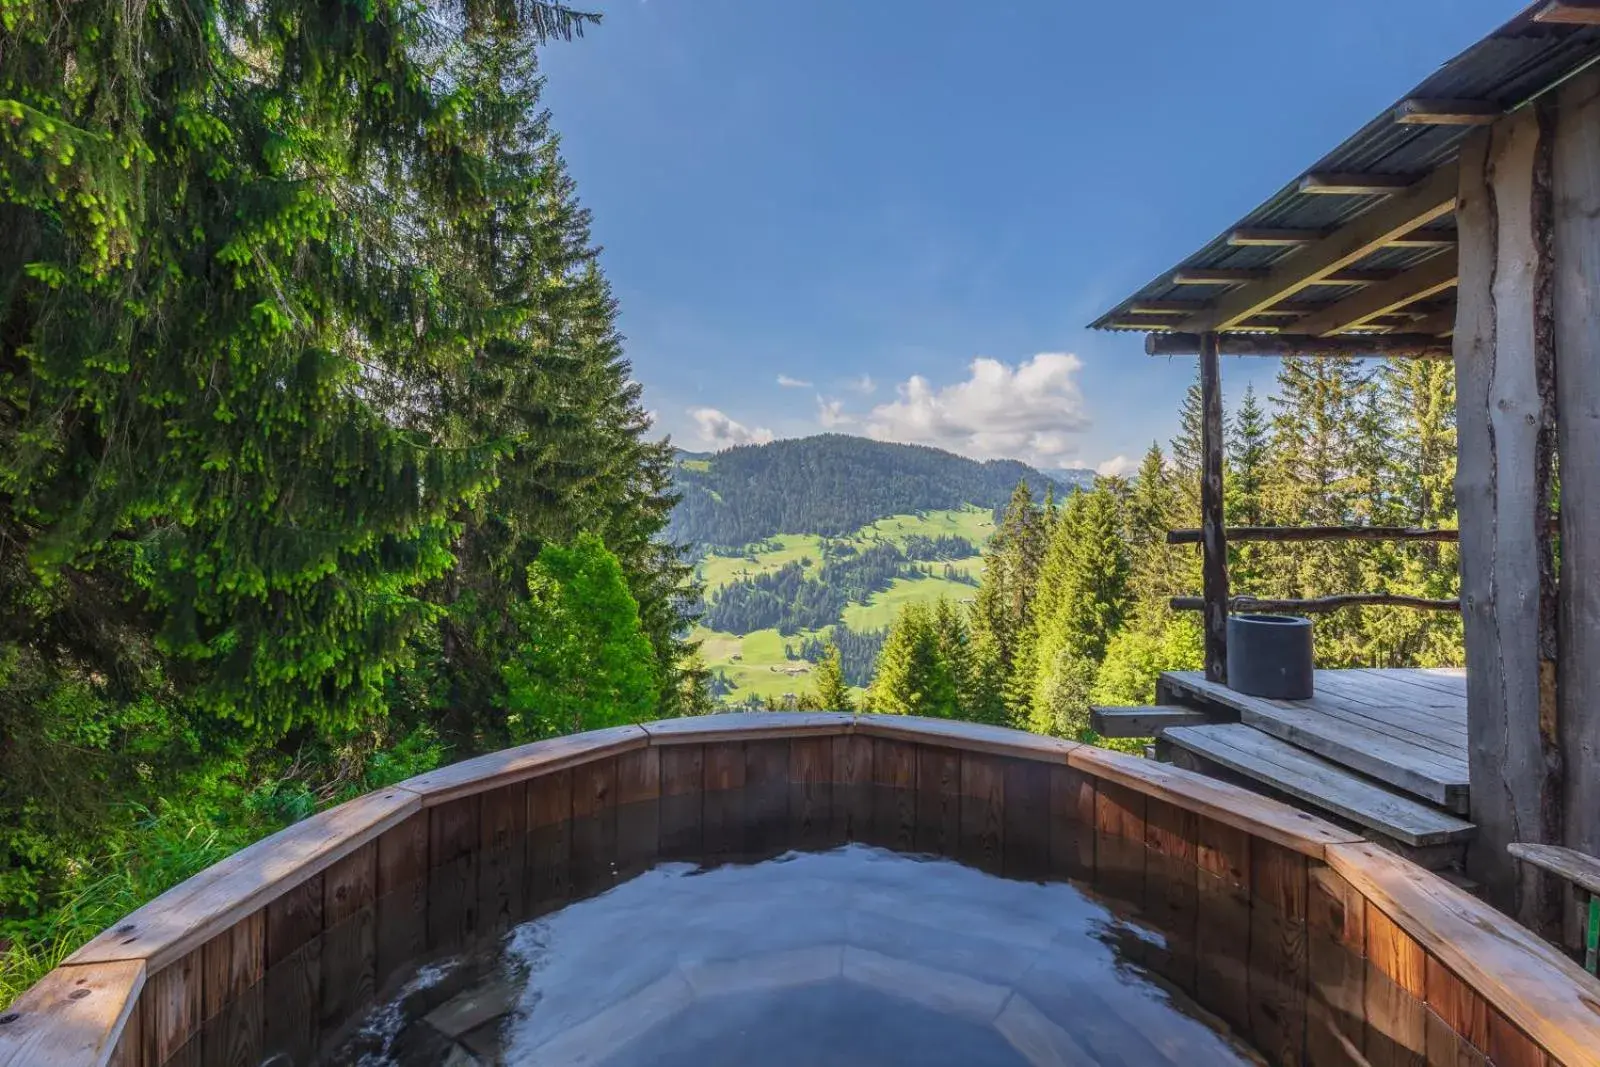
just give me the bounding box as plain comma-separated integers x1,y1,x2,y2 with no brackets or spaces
2,714,1596,1067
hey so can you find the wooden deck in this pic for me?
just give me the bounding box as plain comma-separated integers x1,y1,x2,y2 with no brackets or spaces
1159,668,1469,813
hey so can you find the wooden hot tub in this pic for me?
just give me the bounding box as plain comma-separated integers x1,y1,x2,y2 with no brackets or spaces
2,714,1597,1066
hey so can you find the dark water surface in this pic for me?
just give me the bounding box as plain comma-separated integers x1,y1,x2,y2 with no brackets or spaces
319,843,1266,1066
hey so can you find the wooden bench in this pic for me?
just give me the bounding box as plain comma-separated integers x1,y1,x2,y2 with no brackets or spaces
1088,705,1209,738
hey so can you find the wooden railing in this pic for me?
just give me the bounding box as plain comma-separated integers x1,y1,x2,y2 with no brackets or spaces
2,714,1597,1067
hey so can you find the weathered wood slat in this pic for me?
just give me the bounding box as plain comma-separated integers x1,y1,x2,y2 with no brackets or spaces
1161,671,1469,812
1306,867,1366,1067
1171,593,1461,613
1069,745,1363,860
1327,841,1600,1067
1090,705,1211,738
641,711,852,745
0,961,145,1067
398,725,646,805
1508,842,1600,897
855,714,1079,762
1199,330,1229,683
1160,724,1475,847
1147,332,1454,358
1169,524,1463,544
1194,817,1252,1035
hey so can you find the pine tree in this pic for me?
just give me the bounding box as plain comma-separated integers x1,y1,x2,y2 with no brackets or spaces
1227,384,1271,591
870,602,959,719
1171,371,1206,523
970,480,1048,720
813,640,854,712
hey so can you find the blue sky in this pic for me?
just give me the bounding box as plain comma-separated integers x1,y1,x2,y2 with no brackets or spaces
539,0,1516,475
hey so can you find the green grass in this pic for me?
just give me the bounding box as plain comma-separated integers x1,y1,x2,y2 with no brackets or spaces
853,505,995,548
694,624,829,702
697,533,826,593
679,458,712,472
841,575,981,631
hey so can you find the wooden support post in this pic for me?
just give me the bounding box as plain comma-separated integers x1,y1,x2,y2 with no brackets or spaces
1199,331,1229,683
1553,64,1600,951
1453,107,1563,930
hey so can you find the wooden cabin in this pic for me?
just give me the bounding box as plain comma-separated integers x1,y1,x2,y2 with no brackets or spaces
1089,0,1600,942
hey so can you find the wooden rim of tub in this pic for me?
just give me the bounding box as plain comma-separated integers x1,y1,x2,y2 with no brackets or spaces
3,714,1597,1067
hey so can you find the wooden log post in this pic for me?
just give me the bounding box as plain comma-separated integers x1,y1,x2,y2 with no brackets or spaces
1553,63,1600,951
1199,331,1230,683
1453,106,1563,930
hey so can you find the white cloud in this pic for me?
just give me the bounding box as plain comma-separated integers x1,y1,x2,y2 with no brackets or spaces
850,374,877,395
864,353,1091,469
688,407,775,449
816,395,853,429
1095,454,1138,478
777,374,812,389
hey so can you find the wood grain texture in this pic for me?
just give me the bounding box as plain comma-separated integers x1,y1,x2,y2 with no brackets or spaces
477,781,529,935
1554,61,1600,914
856,714,1079,762
1307,867,1367,1067
397,725,646,805
199,912,263,1021
1199,329,1230,682
426,795,480,950
1425,956,1490,1063
616,747,662,876
1487,1009,1548,1067
67,787,418,971
1327,841,1600,1067
641,712,851,744
320,842,377,1036
527,769,573,910
702,742,747,856
1195,816,1253,1035
1249,841,1309,1067
263,875,322,1067
1047,764,1096,884
1069,743,1362,858
658,744,704,859
915,746,960,857
571,756,619,894
1001,758,1050,880
1365,906,1427,1066
0,960,144,1067
375,813,429,988
1093,780,1147,913
1142,798,1198,993
830,733,873,843
141,951,202,1067
744,739,790,855
957,753,1005,872
788,736,834,850
872,738,918,852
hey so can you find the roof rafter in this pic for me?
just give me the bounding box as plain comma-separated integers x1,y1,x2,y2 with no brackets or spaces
1299,172,1423,195
1533,1,1600,24
1177,163,1460,333
1291,251,1459,336
1394,99,1500,125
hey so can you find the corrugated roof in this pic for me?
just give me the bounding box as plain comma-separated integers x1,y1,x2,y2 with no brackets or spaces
1090,2,1600,334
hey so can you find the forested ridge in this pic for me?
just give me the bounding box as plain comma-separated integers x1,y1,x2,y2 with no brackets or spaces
669,434,1092,547
0,0,704,1001
771,359,1462,733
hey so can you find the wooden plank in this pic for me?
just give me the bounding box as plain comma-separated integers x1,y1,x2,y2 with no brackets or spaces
1002,758,1050,880
1307,867,1366,1067
658,745,703,860
702,741,747,856
1508,842,1600,897
788,736,834,850
1327,841,1600,1067
397,725,646,805
1199,330,1229,682
615,746,661,877
1159,724,1475,847
1143,798,1199,993
640,711,851,745
199,913,264,1067
1161,672,1468,811
915,745,961,856
1487,1010,1548,1067
1168,525,1466,544
1090,705,1210,737
426,794,479,950
571,756,618,895
872,738,919,852
1365,904,1427,1066
374,812,428,989
263,873,322,1067
855,714,1078,762
747,739,793,854
320,841,377,1039
1048,764,1096,884
1068,744,1363,859
477,781,528,935
1149,332,1454,359
1394,99,1500,125
1172,593,1461,614
0,961,145,1067
1293,250,1458,337
830,733,874,843
957,752,1005,872
67,786,418,970
1249,841,1309,1067
1536,0,1600,23
1093,780,1147,914
1424,956,1490,1064
1179,164,1459,332
1555,64,1600,918
1194,816,1252,1036
1454,109,1563,923
1228,227,1329,246
1299,172,1423,195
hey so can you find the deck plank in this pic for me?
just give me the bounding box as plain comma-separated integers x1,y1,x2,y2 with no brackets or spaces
1161,725,1474,848
1162,672,1469,812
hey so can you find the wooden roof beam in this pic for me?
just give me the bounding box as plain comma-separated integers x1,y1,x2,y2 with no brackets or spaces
1147,332,1453,359
1533,1,1600,24
1299,172,1423,195
1291,250,1459,336
1394,99,1500,125
1177,163,1459,332
1227,228,1329,246
1172,267,1398,286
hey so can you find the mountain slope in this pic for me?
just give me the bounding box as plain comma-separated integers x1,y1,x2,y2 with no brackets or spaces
669,434,1091,548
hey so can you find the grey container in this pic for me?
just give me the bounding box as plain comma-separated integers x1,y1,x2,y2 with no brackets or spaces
1226,614,1314,700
